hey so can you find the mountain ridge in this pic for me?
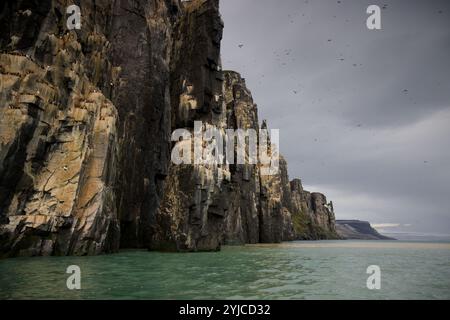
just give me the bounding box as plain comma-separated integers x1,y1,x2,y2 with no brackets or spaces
336,220,396,240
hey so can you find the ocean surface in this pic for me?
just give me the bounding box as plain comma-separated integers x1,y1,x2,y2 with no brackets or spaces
1,241,449,300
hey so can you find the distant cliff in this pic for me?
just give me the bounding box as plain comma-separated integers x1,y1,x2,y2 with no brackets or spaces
0,0,337,257
289,179,339,240
336,220,395,240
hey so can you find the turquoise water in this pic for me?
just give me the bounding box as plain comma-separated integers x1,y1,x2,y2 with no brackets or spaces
1,241,449,300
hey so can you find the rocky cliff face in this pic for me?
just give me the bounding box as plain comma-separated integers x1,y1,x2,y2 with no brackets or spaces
289,179,339,239
222,71,261,245
149,0,229,251
109,0,179,250
222,72,295,245
0,0,338,257
0,0,180,256
0,0,122,256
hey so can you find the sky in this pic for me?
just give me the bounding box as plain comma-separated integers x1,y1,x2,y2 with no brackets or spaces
220,0,450,236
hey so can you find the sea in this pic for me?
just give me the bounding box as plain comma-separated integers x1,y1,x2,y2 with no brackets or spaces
1,240,449,300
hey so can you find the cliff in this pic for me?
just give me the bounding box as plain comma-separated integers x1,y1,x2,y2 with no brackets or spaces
0,0,181,256
0,0,124,256
0,0,338,257
336,220,395,240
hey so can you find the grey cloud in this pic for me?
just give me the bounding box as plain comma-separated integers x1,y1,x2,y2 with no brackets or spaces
220,0,450,235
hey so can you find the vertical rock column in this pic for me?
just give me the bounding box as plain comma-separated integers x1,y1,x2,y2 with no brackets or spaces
151,0,228,251
222,71,261,244
109,0,180,249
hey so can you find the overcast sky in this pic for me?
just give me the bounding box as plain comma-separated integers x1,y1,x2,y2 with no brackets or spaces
220,0,450,236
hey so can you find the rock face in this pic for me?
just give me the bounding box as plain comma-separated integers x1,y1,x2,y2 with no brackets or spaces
0,0,180,256
290,179,338,239
222,73,297,245
220,72,337,245
222,71,261,245
336,220,395,240
0,0,121,256
108,0,179,249
149,0,229,251
0,0,339,257
282,178,338,240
